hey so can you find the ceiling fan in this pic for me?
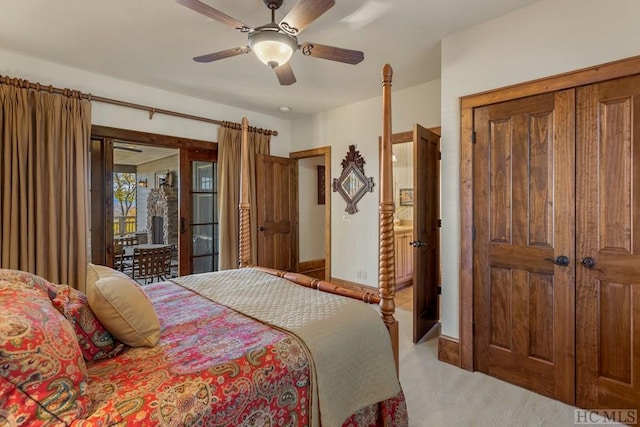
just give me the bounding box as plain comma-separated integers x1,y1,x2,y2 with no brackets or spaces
176,0,365,85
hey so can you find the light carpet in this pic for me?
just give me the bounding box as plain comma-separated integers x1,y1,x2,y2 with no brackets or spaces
395,308,621,427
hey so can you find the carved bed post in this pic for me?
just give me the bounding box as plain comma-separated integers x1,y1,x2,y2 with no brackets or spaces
379,64,399,372
239,117,251,268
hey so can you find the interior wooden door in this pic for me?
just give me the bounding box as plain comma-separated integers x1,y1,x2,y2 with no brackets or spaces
256,154,297,271
576,74,640,415
473,90,576,404
412,124,440,343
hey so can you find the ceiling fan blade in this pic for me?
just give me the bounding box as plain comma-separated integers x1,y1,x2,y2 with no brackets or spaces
279,0,335,35
300,42,364,65
114,146,143,153
274,62,296,86
194,47,251,63
176,0,251,32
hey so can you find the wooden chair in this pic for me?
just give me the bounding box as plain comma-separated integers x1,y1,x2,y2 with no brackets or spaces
132,246,172,284
113,243,126,272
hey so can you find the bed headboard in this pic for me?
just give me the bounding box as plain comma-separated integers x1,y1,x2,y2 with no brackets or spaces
238,64,399,371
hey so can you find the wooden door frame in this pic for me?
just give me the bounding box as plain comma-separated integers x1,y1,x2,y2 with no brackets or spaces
290,147,331,281
90,125,215,270
458,55,640,371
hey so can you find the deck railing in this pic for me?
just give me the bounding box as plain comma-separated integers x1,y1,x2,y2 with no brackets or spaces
114,216,136,237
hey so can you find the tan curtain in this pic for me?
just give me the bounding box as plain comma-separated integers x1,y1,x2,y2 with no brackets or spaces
217,126,242,270
0,84,91,290
217,125,270,270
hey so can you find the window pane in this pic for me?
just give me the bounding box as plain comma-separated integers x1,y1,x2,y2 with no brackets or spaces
214,223,219,255
192,161,214,192
192,224,213,256
191,194,213,223
113,172,137,237
192,256,213,274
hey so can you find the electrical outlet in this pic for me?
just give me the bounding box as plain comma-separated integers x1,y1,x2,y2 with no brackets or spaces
343,214,352,222
361,271,367,280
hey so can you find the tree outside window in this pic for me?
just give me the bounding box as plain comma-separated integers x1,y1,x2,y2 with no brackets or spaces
114,172,137,236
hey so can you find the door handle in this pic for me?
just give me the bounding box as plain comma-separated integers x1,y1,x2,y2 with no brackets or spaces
581,257,596,269
410,240,427,248
545,255,570,266
180,217,186,234
257,226,265,232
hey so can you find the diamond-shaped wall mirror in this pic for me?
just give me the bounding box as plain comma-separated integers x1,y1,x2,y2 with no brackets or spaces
333,145,374,214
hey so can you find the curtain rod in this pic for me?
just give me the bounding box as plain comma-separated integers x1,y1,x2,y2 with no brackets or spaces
0,75,278,137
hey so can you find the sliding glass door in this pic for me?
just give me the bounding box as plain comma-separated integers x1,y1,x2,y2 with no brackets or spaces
179,149,218,275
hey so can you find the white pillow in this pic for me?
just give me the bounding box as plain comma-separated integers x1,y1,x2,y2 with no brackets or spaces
86,264,160,347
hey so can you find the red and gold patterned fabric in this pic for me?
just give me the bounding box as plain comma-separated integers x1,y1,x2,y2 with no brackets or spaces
51,284,125,361
0,269,57,299
0,280,91,426
79,281,407,426
0,272,407,426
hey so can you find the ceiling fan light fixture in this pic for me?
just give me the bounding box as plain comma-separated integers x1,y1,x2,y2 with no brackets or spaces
249,30,297,68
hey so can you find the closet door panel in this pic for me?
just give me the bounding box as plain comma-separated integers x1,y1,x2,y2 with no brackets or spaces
576,74,640,414
474,90,576,403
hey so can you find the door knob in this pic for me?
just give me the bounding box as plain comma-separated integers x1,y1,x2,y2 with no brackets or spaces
257,226,265,232
410,240,427,248
581,257,596,269
545,255,570,266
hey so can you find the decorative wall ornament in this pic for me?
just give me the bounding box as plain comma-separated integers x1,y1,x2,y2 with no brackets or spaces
332,145,374,214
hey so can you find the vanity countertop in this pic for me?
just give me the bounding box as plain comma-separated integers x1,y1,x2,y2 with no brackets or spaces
394,224,413,233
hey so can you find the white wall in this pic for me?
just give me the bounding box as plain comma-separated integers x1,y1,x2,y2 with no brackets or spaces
0,49,292,157
291,79,441,286
298,156,325,262
440,0,640,338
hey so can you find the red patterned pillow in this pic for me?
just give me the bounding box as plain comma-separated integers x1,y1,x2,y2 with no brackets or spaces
0,269,57,299
51,285,125,361
0,280,91,425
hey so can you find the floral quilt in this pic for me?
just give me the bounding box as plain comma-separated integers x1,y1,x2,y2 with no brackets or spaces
76,281,407,426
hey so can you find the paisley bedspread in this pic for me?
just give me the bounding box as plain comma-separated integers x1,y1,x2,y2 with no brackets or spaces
75,280,407,426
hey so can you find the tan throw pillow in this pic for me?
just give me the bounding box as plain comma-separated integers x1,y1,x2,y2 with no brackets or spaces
85,264,160,347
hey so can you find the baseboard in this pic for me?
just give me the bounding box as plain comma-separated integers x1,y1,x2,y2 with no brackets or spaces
438,335,461,367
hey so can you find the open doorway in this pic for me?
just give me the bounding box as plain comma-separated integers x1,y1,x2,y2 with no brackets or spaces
392,140,414,311
388,124,441,343
89,126,218,280
290,147,331,281
112,143,179,281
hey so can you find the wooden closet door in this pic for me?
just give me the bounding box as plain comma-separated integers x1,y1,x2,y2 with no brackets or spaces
473,90,576,404
576,75,640,414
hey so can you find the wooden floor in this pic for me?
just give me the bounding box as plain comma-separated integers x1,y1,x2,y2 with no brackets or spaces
396,285,413,311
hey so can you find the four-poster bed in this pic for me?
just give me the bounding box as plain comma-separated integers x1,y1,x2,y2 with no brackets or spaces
239,64,399,368
0,65,405,426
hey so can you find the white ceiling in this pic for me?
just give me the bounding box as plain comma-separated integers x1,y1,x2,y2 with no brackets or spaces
0,0,542,119
114,143,177,166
